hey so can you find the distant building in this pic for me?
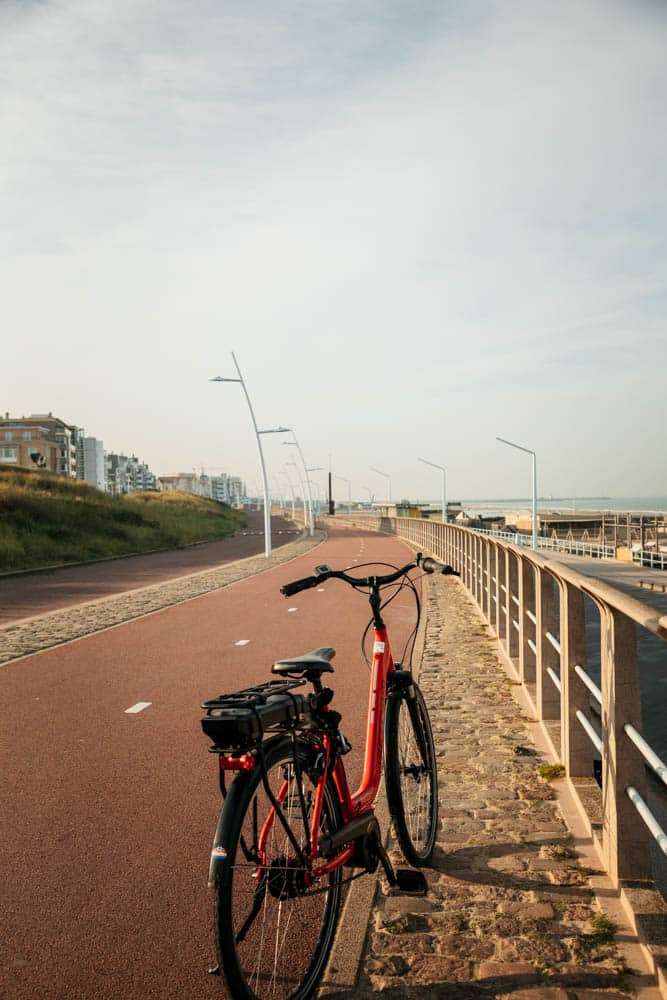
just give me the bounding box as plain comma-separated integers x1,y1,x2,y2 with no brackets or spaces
79,437,107,491
158,472,200,494
226,477,244,506
158,471,245,505
210,474,245,506
210,474,228,504
0,412,82,477
106,453,157,494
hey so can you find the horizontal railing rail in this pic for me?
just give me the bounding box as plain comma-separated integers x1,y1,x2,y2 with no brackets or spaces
634,549,667,571
332,512,667,892
472,524,615,560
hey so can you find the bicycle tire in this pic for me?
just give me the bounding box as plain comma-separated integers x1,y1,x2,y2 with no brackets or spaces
384,682,438,867
212,735,343,1000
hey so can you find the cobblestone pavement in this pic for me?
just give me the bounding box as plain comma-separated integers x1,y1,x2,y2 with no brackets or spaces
356,575,636,1000
0,530,324,664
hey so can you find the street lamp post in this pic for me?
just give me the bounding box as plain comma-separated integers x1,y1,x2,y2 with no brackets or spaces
280,469,297,522
308,479,323,516
210,352,289,557
307,468,324,518
271,477,285,509
496,436,538,550
334,474,352,514
362,486,374,510
283,434,315,536
370,466,391,504
286,460,309,530
418,457,447,523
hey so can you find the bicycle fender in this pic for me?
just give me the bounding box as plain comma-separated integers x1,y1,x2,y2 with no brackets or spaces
207,733,296,885
208,807,229,886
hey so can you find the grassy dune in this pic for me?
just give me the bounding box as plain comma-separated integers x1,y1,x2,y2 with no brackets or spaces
0,469,246,572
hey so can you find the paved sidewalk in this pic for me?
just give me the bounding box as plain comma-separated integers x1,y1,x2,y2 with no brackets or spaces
355,575,648,999
0,511,299,624
0,529,324,664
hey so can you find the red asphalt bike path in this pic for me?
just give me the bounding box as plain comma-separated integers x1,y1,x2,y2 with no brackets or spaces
0,525,421,1000
0,511,298,625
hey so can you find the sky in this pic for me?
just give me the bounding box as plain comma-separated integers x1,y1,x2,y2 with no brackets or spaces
2,0,666,503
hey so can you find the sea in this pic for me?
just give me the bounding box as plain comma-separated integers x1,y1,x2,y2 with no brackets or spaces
450,496,667,515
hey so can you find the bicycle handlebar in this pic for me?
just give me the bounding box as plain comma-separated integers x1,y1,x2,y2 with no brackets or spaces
280,553,459,597
280,575,323,598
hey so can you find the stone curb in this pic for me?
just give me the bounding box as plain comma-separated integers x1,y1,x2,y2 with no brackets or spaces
0,529,326,665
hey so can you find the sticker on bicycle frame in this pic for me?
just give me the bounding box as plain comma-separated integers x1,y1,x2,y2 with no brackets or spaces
211,846,228,860
373,641,385,653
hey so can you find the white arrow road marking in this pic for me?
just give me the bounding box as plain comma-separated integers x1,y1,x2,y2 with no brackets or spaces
125,702,152,714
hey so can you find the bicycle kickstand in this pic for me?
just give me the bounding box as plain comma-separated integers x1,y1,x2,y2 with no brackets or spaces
373,838,428,897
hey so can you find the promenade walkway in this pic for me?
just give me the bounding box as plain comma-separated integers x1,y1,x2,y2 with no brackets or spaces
1,526,661,997
346,572,661,999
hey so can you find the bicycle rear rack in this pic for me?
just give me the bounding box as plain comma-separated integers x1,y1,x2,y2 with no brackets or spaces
201,679,312,751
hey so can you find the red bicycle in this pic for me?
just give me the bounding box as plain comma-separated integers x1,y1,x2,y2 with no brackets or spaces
201,553,458,1000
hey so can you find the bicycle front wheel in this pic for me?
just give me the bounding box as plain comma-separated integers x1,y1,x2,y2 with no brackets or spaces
212,736,343,1000
385,682,438,867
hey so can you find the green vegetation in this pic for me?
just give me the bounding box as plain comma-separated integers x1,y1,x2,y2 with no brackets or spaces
586,912,617,944
0,468,246,572
574,911,617,954
538,763,566,781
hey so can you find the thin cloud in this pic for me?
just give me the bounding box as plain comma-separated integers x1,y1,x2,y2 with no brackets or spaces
1,0,665,497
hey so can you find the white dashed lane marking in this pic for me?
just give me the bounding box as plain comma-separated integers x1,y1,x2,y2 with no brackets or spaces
317,588,325,592
125,702,152,714
235,640,251,646
287,608,298,613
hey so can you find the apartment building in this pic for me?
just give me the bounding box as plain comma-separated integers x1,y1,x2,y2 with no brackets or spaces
158,472,200,494
210,474,228,503
0,413,82,476
106,453,158,494
206,474,245,505
158,472,245,505
226,476,244,506
79,437,107,491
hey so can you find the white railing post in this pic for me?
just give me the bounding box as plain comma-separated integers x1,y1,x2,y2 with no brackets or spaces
495,546,506,643
599,607,652,884
475,534,480,597
481,538,491,620
518,556,536,685
535,566,560,724
493,543,504,641
506,550,520,661
559,582,593,779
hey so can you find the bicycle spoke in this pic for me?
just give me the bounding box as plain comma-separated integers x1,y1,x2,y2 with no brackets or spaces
216,740,342,999
386,685,438,866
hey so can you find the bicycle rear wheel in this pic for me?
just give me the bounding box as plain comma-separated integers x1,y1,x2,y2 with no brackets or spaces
212,736,343,1000
384,682,438,866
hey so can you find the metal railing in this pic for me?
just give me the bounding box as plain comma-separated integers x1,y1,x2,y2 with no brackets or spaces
633,549,667,571
473,525,615,560
333,512,667,892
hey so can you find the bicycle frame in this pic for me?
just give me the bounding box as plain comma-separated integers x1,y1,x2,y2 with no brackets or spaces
270,622,398,881
339,623,395,817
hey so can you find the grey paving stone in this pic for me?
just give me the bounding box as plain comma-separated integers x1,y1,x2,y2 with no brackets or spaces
357,574,632,998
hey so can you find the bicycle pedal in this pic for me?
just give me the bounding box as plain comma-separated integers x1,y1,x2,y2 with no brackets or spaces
392,868,428,896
